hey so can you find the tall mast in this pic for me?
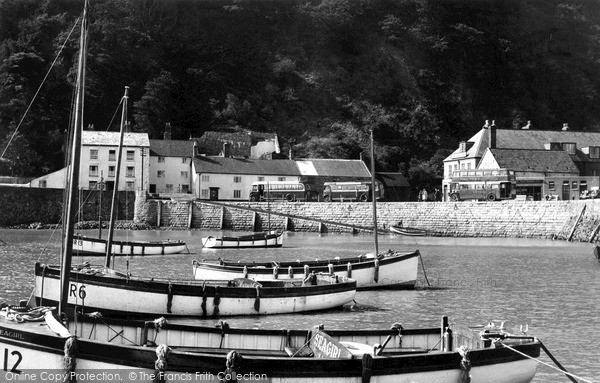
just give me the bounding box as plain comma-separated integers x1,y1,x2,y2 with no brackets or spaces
370,128,379,256
104,86,128,268
59,0,88,316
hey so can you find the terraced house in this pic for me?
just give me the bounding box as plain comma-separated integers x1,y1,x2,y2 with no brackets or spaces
443,122,600,201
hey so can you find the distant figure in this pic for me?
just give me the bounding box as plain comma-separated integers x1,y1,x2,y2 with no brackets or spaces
434,188,442,202
396,220,403,227
420,189,428,202
521,121,531,130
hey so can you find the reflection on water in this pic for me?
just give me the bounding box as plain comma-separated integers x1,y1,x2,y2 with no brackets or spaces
0,229,598,382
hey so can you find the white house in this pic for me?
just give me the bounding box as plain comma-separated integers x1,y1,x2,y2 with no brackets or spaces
29,131,150,191
148,138,195,195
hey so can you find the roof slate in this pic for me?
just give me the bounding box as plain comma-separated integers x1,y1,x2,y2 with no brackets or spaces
194,156,301,176
82,131,149,147
489,148,579,173
149,139,195,157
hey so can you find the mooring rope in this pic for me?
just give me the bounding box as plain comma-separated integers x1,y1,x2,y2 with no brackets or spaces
495,339,596,383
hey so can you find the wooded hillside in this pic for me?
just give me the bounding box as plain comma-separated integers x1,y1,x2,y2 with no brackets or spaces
1,0,599,190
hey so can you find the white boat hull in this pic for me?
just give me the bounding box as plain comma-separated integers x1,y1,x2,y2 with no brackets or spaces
0,315,539,383
73,234,187,256
34,264,356,317
201,231,283,248
193,251,420,289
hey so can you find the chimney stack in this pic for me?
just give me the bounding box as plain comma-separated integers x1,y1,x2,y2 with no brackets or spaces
288,149,293,160
489,122,497,149
164,123,172,140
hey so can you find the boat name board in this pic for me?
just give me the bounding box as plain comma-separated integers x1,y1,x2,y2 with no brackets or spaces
310,331,352,359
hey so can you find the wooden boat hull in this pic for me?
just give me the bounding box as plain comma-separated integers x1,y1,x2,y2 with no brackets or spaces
0,313,540,383
193,250,420,290
73,234,187,256
33,263,356,317
201,231,283,248
390,225,429,236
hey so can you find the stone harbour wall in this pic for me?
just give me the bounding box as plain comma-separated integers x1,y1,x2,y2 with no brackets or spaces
134,192,600,242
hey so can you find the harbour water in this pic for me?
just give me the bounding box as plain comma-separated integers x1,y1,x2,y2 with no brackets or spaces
0,228,598,382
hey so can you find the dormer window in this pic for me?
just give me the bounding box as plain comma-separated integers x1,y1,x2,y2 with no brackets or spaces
590,146,600,159
459,141,467,153
549,142,562,151
563,142,576,155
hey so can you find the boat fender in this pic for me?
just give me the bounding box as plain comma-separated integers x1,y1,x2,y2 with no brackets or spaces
166,283,173,314
304,265,310,279
273,265,279,279
254,286,261,312
154,317,167,332
347,262,352,278
361,353,373,383
63,335,78,382
374,259,379,283
154,344,171,383
457,346,471,383
201,284,207,318
328,263,334,275
221,350,242,383
213,286,221,317
288,266,294,279
243,266,248,279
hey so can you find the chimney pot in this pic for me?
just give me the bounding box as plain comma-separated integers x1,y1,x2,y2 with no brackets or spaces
562,123,569,131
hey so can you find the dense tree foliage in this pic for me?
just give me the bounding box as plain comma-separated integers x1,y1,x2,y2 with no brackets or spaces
1,0,599,193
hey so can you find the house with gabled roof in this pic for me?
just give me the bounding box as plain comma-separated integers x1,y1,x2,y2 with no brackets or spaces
443,123,600,200
30,130,150,191
148,137,195,195
192,156,301,200
192,154,375,201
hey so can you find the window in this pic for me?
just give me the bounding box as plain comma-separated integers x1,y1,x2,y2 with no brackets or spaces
157,170,165,178
201,189,209,198
108,166,115,177
109,150,116,161
257,176,265,181
90,149,98,160
590,147,600,159
126,150,135,161
89,165,98,177
181,185,189,193
467,163,471,170
166,184,174,193
234,176,242,183
460,163,465,170
278,177,286,181
182,157,187,163
562,143,576,155
39,180,47,188
201,175,210,182
233,190,241,198
181,171,189,179
89,181,97,190
548,181,555,191
158,156,165,163
572,181,578,190
126,166,135,177
453,164,458,171
126,181,135,191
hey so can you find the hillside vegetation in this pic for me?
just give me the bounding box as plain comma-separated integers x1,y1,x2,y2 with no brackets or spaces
1,0,599,190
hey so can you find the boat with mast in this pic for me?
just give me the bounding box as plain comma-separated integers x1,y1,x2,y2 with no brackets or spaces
201,182,284,248
71,88,188,256
193,128,420,289
0,2,545,381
